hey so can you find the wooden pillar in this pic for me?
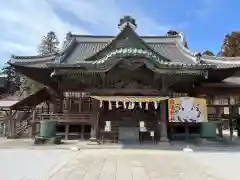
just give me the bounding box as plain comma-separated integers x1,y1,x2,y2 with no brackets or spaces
159,101,169,142
29,110,36,139
216,107,223,138
88,98,100,144
7,109,13,138
47,101,50,114
59,93,64,113
11,110,16,138
81,125,84,140
159,75,169,143
65,124,69,140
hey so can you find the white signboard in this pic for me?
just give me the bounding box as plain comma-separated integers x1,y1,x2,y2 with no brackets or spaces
224,107,230,115
104,121,111,132
150,131,154,137
140,127,147,132
140,121,145,128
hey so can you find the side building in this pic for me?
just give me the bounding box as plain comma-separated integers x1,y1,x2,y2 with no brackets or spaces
8,16,240,142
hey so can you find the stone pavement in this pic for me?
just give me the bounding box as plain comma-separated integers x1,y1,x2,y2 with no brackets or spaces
0,149,78,180
47,149,228,180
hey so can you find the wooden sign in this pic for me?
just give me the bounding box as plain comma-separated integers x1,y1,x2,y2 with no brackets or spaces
104,121,111,132
224,107,229,115
140,127,147,132
140,121,145,128
168,97,207,122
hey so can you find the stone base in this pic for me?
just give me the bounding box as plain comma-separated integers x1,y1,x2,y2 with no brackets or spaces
34,136,62,145
158,137,170,146
160,137,169,142
87,138,100,145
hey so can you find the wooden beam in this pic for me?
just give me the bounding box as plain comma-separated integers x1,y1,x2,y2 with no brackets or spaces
194,86,240,96
85,88,162,95
8,109,13,138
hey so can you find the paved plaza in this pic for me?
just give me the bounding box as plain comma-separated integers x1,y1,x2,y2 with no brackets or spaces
0,147,239,180
0,149,77,180
48,149,237,180
0,137,238,180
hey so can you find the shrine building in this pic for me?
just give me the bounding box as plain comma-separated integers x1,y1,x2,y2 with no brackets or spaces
7,16,240,143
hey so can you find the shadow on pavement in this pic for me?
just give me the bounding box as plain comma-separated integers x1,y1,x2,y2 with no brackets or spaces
1,138,240,153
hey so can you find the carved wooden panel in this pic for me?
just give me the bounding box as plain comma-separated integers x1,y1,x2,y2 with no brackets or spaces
113,80,151,89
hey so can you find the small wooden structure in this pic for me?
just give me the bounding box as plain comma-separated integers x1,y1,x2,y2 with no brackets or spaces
0,88,51,138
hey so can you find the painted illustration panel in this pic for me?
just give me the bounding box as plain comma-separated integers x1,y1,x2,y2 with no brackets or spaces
168,97,207,122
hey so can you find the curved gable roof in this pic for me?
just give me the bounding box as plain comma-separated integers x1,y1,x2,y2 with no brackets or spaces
9,20,240,70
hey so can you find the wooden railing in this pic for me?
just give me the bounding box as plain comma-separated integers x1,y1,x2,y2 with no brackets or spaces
37,113,92,123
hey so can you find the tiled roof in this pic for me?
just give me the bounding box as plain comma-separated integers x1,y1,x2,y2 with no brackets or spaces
9,30,240,70
10,54,55,68
62,42,107,63
0,101,18,108
201,58,240,69
59,42,197,65
202,77,240,87
148,43,195,64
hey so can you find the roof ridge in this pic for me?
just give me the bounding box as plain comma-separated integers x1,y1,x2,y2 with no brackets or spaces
141,35,181,38
59,38,76,55
83,24,171,62
11,53,57,59
202,55,240,60
77,41,109,44
71,34,115,38
82,26,129,61
175,33,240,64
71,33,181,39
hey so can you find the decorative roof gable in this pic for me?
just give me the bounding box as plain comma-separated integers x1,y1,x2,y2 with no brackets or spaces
84,24,170,62
9,15,240,71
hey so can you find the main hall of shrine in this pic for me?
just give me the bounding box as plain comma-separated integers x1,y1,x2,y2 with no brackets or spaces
7,16,240,143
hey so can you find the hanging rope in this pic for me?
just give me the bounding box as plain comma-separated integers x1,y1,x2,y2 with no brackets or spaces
123,102,127,109
145,102,149,110
132,102,135,109
116,101,119,108
108,101,112,110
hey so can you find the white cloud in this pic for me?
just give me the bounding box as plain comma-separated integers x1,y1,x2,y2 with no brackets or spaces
0,0,88,57
0,0,173,65
48,0,171,35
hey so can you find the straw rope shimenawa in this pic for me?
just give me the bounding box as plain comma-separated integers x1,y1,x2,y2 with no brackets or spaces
91,96,169,110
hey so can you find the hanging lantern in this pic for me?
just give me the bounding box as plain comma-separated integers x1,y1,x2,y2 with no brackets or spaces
154,101,158,109
100,100,103,107
109,101,112,110
139,102,142,109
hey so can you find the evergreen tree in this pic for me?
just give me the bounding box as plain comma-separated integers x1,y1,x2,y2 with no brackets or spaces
202,50,214,56
22,31,60,93
38,31,60,55
2,61,21,94
219,32,240,57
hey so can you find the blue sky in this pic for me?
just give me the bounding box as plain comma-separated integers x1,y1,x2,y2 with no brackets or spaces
0,0,239,67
